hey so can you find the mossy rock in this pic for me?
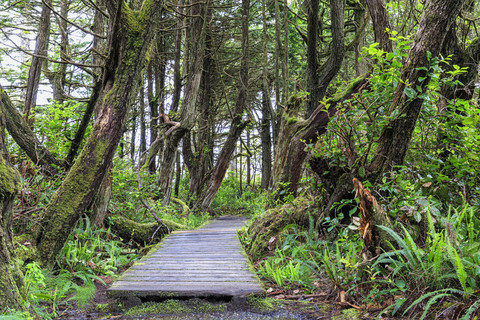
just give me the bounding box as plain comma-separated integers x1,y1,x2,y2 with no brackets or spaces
242,197,318,260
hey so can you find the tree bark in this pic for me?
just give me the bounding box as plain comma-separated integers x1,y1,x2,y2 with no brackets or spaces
0,93,25,312
0,86,61,169
368,0,466,177
158,0,209,202
64,79,102,168
272,76,367,199
197,0,250,210
365,0,393,52
147,62,158,173
36,0,164,266
315,0,345,107
305,0,320,116
261,88,272,190
24,0,51,123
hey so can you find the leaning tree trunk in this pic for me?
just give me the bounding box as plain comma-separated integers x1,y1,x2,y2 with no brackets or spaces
0,97,25,311
197,0,250,210
368,0,466,178
157,0,208,203
36,0,164,267
272,76,367,200
0,86,61,170
271,0,346,200
24,0,51,124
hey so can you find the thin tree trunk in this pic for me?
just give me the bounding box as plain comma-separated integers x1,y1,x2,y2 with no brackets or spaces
171,0,183,113
130,105,137,161
261,88,272,190
261,0,272,190
24,0,51,124
158,0,209,202
365,0,393,52
140,87,147,154
271,0,347,198
306,0,320,116
147,62,158,173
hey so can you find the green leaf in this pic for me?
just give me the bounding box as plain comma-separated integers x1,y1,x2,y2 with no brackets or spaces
404,87,416,99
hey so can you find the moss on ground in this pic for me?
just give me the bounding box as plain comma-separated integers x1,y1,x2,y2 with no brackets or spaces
246,296,282,312
124,299,226,316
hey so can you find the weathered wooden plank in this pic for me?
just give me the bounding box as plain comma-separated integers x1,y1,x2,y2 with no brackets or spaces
107,216,263,298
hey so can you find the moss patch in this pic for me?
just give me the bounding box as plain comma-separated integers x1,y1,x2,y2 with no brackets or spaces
124,299,226,316
247,296,282,312
332,308,363,320
241,197,318,260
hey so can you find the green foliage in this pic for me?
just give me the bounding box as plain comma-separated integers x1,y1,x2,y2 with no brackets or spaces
210,175,267,216
58,216,137,276
110,158,210,228
33,101,91,158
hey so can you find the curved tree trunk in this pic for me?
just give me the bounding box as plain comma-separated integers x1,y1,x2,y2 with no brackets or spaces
36,0,164,267
157,0,209,203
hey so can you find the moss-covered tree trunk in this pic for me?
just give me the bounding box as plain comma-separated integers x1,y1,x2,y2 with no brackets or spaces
36,0,164,267
0,92,25,311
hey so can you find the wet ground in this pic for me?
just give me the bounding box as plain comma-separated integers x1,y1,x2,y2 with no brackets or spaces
55,296,318,320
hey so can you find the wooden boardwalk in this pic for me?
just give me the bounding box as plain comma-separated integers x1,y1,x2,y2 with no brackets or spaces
107,216,264,298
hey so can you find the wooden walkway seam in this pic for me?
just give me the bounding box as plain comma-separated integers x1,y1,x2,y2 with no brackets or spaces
107,216,264,298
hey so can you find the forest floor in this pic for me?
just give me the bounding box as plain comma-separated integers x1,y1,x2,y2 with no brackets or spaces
52,274,387,320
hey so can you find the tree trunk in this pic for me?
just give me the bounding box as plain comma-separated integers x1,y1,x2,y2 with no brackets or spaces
170,0,183,113
0,95,25,312
130,105,137,161
24,0,51,124
36,0,164,267
0,86,61,169
315,0,345,106
261,88,272,190
64,79,102,168
306,0,320,116
89,164,113,227
272,76,367,199
365,0,393,52
197,0,250,210
140,87,147,155
368,0,466,177
147,62,158,173
158,0,209,202
261,0,273,190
